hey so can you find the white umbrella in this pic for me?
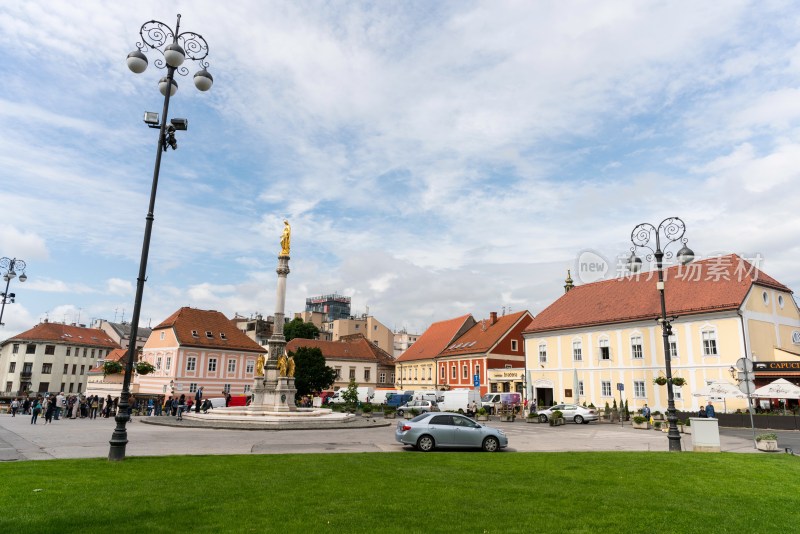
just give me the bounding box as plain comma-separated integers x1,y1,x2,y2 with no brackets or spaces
751,378,800,399
692,380,749,399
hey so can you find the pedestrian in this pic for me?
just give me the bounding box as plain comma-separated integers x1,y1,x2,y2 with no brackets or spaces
55,392,65,420
147,398,154,416
642,404,651,419
23,398,31,415
226,393,231,407
71,397,80,419
705,401,716,418
31,398,42,424
698,405,707,418
90,396,99,419
195,386,204,413
10,398,19,417
177,394,186,420
155,396,163,416
44,398,55,424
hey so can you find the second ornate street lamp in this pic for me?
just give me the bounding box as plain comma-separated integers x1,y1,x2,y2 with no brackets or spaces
108,14,213,462
0,257,27,327
628,217,694,452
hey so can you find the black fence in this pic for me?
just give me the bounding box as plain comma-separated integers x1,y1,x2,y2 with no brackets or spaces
675,411,800,430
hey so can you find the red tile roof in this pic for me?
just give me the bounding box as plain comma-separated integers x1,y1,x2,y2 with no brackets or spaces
525,254,790,334
153,307,265,353
440,311,532,357
88,347,128,373
3,322,119,348
287,336,387,363
396,314,476,362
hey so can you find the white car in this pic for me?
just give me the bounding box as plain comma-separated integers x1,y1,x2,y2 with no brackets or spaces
537,404,598,424
396,400,439,417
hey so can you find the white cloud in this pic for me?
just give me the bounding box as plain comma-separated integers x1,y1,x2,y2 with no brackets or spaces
106,278,133,296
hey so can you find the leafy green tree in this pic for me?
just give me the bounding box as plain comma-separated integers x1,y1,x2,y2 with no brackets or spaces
290,346,336,399
284,317,320,341
342,379,359,411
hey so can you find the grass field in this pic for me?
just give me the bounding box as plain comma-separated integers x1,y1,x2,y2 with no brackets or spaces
2,452,798,533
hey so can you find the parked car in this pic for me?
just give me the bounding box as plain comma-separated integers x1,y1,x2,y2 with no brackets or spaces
395,412,508,452
396,400,439,417
537,404,598,424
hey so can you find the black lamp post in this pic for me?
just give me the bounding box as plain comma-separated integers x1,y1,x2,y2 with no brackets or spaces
108,14,213,462
628,217,694,452
0,257,27,327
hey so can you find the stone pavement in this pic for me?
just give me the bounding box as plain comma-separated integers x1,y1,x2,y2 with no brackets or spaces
0,413,773,461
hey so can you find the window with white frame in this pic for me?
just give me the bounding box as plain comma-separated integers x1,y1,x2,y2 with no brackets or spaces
189,383,198,393
634,380,646,398
186,356,196,372
227,359,236,373
246,360,254,374
364,369,370,381
463,364,468,379
427,368,432,380
599,338,610,360
674,387,682,400
451,366,457,379
578,381,584,397
572,340,582,361
511,340,518,351
475,364,479,377
244,384,251,393
379,372,386,383
223,383,231,393
350,368,356,380
702,330,718,356
335,367,342,380
539,344,547,363
390,372,395,383
156,356,162,370
631,336,643,359
208,358,217,372
601,381,612,397
669,340,678,359
440,366,445,379
166,357,172,370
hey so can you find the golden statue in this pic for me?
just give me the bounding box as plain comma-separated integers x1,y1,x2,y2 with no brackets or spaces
280,219,291,256
255,354,265,377
287,356,295,377
277,355,288,377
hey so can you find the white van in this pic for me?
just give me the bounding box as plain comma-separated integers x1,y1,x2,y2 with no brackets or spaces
370,390,399,405
438,389,481,412
329,387,375,404
414,391,443,403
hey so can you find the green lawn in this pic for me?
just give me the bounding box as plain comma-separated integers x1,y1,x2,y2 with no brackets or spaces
2,452,797,533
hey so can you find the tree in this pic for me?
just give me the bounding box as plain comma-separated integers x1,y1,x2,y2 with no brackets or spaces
289,346,336,399
284,317,320,342
342,379,359,411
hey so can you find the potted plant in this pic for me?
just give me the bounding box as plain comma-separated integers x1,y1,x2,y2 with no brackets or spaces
383,406,396,419
476,407,489,422
632,415,650,430
408,408,419,419
103,360,123,376
135,361,156,375
549,409,565,426
653,376,668,386
362,403,374,417
670,377,686,387
653,421,662,431
652,410,664,421
526,411,539,423
756,433,779,452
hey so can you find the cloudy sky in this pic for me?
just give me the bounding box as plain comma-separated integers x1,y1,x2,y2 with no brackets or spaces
1,1,799,340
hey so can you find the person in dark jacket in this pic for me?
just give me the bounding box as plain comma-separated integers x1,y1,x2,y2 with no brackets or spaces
705,401,716,418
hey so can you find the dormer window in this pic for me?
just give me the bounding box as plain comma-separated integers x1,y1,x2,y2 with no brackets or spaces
220,332,227,340
191,330,199,338
206,331,213,339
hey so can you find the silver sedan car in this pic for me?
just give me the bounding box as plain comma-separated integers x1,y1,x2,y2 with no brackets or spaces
536,404,598,424
395,412,508,452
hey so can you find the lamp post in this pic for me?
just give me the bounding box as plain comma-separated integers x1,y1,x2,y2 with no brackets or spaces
0,257,27,327
108,14,213,462
628,217,694,452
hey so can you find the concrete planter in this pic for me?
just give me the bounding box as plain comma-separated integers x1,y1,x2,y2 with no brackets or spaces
526,417,540,424
632,421,650,430
549,418,566,426
383,412,396,419
756,439,779,452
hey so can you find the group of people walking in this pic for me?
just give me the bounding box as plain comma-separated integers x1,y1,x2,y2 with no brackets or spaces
10,393,120,424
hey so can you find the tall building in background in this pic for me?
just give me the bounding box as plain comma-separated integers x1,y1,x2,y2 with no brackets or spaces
305,294,351,323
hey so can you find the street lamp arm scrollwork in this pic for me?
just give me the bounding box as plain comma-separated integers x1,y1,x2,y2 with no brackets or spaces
0,257,28,327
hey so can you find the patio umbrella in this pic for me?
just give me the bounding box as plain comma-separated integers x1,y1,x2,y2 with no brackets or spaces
751,378,800,399
692,380,749,399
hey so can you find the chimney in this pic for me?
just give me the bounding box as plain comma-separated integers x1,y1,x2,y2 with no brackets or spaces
490,312,497,325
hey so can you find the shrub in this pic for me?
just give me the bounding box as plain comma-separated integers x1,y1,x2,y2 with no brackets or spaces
551,410,563,420
409,408,420,416
653,377,668,386
103,360,123,376
633,415,647,424
756,433,777,442
654,421,662,429
684,418,691,426
135,361,156,375
383,406,396,414
477,407,488,416
362,403,373,414
670,377,686,387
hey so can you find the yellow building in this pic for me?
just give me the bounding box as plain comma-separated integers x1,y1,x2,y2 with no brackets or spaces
523,254,800,413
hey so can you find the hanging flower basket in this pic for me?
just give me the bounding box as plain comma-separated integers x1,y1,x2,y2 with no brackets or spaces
670,377,686,387
135,361,156,375
653,377,668,386
103,360,123,376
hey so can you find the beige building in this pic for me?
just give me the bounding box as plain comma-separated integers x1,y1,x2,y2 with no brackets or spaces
0,321,119,397
90,319,152,351
523,254,800,413
393,328,420,358
294,311,393,353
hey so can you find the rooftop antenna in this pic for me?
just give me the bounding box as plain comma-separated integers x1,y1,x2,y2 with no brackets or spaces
114,308,119,322
77,308,82,324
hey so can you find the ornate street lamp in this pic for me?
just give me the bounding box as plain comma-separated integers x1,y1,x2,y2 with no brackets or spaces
0,257,27,327
628,217,694,452
109,15,213,461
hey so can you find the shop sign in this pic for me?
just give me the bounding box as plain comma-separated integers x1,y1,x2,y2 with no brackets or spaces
487,369,524,380
754,361,800,373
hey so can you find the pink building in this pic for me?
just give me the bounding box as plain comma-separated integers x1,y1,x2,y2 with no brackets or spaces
135,307,266,399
